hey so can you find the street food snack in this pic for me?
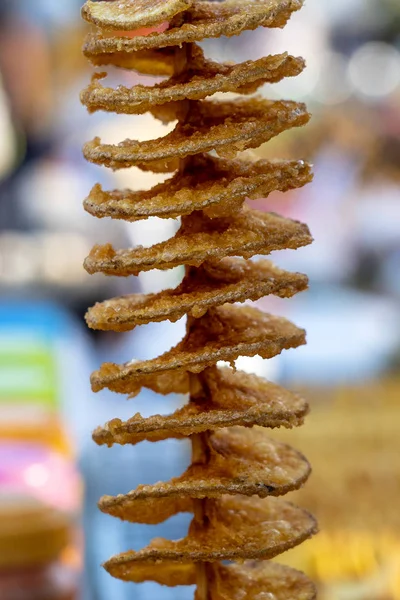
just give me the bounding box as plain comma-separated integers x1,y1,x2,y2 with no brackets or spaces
81,47,305,114
83,157,312,221
86,259,309,331
81,0,316,597
93,367,310,446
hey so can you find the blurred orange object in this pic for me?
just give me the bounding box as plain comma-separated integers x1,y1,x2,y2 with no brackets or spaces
0,411,72,457
0,496,79,600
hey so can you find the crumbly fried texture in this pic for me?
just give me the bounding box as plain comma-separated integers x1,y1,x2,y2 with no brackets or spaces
81,49,304,114
82,0,193,31
84,0,304,55
84,207,312,276
90,304,306,394
100,557,316,595
81,0,316,591
86,47,177,75
103,495,317,580
93,366,309,445
111,561,197,587
83,98,310,170
86,258,308,331
98,427,311,524
210,562,317,600
83,156,312,222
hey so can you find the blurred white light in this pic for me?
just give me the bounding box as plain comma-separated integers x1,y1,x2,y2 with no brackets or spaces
313,51,351,105
41,233,90,284
0,76,16,180
24,463,50,489
0,234,40,284
235,355,280,380
348,42,400,99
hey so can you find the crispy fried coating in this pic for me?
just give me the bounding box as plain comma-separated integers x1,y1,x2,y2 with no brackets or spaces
81,0,316,589
93,366,309,446
103,495,317,580
84,0,304,56
82,0,193,31
83,98,310,170
86,47,177,75
84,207,312,276
210,562,316,600
83,156,312,222
98,427,311,524
101,557,316,594
112,561,196,586
86,259,308,331
90,304,306,394
81,50,305,115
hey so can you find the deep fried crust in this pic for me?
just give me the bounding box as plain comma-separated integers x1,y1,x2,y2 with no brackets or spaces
82,0,193,31
81,0,316,589
210,562,317,600
83,98,310,171
86,258,308,331
98,427,311,524
103,495,317,580
84,0,304,55
81,49,305,115
84,208,312,276
86,47,177,74
83,156,312,221
90,304,306,394
108,558,316,596
93,366,309,445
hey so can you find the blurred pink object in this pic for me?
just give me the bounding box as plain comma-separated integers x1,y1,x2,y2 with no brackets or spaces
0,443,81,512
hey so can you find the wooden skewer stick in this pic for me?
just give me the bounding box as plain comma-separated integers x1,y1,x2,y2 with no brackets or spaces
190,376,211,600
176,39,210,600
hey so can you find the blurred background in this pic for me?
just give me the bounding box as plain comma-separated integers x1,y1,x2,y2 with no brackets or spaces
0,1,399,599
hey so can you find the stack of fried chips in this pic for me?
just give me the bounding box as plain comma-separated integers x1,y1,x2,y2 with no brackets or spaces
81,1,317,597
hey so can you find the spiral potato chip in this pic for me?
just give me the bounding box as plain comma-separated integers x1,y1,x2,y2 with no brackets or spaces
103,559,316,596
81,50,305,115
87,47,177,74
86,258,308,331
90,304,306,394
84,156,312,221
84,0,304,56
210,562,317,600
84,208,312,276
99,427,311,524
103,495,317,580
81,0,316,595
93,366,309,445
83,98,310,170
82,0,193,31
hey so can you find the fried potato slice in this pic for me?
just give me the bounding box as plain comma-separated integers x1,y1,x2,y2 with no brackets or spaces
102,556,316,594
83,98,310,170
110,561,196,586
210,562,316,600
90,304,306,393
81,50,305,114
103,495,317,580
84,207,312,276
86,258,308,331
86,47,177,75
82,0,193,31
84,0,304,55
83,156,312,222
93,366,309,446
99,427,311,524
